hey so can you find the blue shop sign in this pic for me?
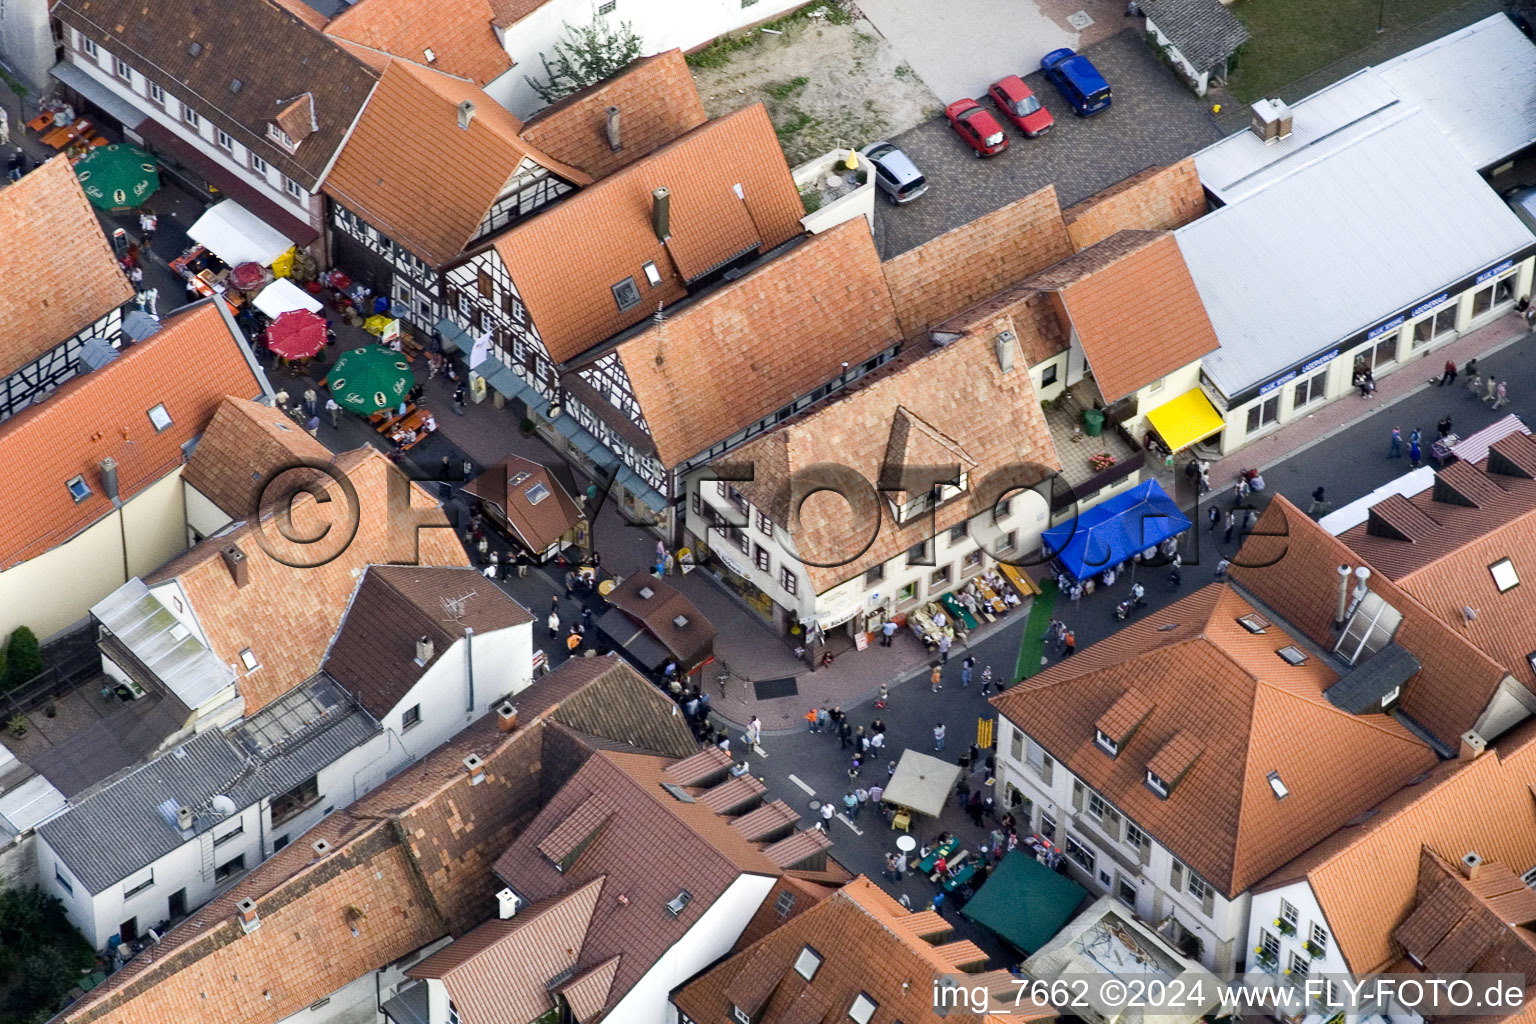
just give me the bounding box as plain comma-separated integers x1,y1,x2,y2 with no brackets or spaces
1367,315,1404,340
1301,348,1340,375
1411,293,1451,318
1259,347,1339,395
1476,259,1515,285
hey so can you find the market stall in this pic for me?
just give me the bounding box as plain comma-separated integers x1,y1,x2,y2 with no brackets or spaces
253,277,323,318
881,749,962,831
187,199,296,272
1040,479,1191,582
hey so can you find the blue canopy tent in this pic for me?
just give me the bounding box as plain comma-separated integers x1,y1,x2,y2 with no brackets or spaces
1041,479,1191,581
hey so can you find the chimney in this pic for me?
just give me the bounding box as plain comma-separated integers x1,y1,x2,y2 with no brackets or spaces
456,100,476,131
496,888,521,919
1460,730,1487,762
651,187,671,242
1249,98,1293,143
176,805,193,832
1461,851,1484,880
1333,564,1351,628
496,702,518,733
605,105,622,152
99,457,120,503
221,544,249,588
995,330,1016,373
237,897,261,934
463,753,486,785
414,635,434,666
311,838,332,858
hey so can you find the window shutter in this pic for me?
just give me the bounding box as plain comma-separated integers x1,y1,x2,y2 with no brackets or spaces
1139,835,1152,866
1170,861,1185,891
1041,754,1054,785
1010,730,1023,761
1104,807,1123,841
1071,780,1085,812
1201,886,1215,916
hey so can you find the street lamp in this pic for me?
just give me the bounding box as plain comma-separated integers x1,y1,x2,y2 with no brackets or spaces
1377,0,1385,33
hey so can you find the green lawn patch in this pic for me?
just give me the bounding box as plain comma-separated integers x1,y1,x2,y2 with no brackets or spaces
1014,579,1058,682
1226,0,1470,101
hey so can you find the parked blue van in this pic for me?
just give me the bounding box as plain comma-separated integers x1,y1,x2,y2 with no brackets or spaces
1041,48,1112,116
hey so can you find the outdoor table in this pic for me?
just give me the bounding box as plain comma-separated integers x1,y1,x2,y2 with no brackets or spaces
943,860,980,892
891,810,911,832
1431,434,1460,466
916,836,959,874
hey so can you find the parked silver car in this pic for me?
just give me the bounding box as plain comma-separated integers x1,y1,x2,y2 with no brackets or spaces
859,141,928,203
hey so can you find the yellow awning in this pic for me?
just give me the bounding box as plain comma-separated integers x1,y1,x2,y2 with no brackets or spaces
1146,388,1225,452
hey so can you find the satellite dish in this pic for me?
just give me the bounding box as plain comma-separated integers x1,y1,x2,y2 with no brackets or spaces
211,794,237,817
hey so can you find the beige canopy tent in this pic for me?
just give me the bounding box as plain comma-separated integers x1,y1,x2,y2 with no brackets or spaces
881,749,962,818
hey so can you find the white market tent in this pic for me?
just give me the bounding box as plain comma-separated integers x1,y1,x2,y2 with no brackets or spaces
188,199,294,267
881,749,962,818
253,277,322,317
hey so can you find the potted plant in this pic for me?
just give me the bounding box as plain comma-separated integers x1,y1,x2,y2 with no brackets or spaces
44,699,57,719
518,418,535,436
1303,939,1324,958
1089,452,1117,472
6,714,27,738
1274,917,1296,936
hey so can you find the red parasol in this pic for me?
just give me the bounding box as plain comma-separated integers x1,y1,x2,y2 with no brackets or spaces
229,262,265,291
266,309,327,360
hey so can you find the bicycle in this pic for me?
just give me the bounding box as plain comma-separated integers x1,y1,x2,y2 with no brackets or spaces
716,659,732,698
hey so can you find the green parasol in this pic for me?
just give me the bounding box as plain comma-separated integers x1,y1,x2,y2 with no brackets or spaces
327,347,413,414
74,144,160,209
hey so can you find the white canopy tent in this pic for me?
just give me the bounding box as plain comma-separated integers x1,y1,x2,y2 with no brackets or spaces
881,749,962,818
187,199,294,267
253,277,322,318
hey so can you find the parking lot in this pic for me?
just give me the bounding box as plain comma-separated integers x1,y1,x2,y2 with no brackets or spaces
868,30,1227,258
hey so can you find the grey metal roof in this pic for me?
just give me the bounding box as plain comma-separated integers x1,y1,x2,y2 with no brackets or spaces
1178,110,1535,398
1142,0,1249,72
93,579,236,710
1325,643,1421,713
38,676,376,894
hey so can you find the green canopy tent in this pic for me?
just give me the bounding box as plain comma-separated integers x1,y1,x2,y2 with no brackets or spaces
327,347,413,414
961,850,1089,954
74,144,160,209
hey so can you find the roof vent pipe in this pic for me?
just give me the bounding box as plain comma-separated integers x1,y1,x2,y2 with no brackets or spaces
651,187,671,243
497,888,521,919
605,105,621,152
99,457,120,503
456,100,476,131
1333,564,1351,629
414,635,434,666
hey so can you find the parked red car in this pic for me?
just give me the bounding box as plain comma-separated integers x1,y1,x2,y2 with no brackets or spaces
944,98,1009,157
988,75,1055,137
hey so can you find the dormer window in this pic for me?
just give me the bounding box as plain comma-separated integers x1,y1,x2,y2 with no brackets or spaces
267,123,296,151
1335,591,1403,666
1094,729,1119,757
1145,769,1170,798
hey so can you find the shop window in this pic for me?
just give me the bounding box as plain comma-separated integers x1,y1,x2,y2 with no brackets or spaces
1496,275,1516,305
1245,395,1279,435
1412,304,1458,348
1292,370,1327,408
1362,332,1399,372
1472,284,1495,319
1039,812,1056,841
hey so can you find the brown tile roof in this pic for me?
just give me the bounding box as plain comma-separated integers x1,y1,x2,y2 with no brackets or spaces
992,584,1438,897
674,876,1008,1024
1028,230,1218,401
0,302,264,571
493,748,822,1017
326,61,588,268
325,0,511,85
939,280,1071,366
492,103,805,364
1231,497,1513,749
489,0,547,27
1335,438,1536,692
1259,721,1536,975
724,313,1060,593
1061,159,1207,251
147,447,470,713
604,573,717,666
55,0,379,190
880,184,1074,340
181,396,332,521
519,51,708,179
666,746,735,787
1394,851,1536,975
461,453,583,554
613,219,901,469
323,564,533,716
409,878,606,1024
0,156,132,376
561,955,622,1022
60,655,692,1024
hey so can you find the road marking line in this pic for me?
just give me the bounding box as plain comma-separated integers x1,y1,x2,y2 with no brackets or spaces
788,774,815,796
837,813,864,836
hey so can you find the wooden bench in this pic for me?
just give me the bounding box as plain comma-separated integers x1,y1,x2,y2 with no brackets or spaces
997,561,1040,598
385,408,437,451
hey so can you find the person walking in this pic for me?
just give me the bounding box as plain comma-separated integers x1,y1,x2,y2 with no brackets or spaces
304,413,320,438
547,610,560,639
930,664,943,692
933,722,946,752
1308,486,1327,516
1388,426,1402,459
980,666,994,695
745,715,762,750
806,708,821,733
1494,379,1510,410
857,787,870,816
139,210,157,244
1466,357,1479,379
325,397,341,428
937,633,951,664
837,718,852,750
877,682,889,706
5,151,21,182
1485,377,1499,403
960,655,975,688
1208,505,1220,533
1409,436,1423,469
819,802,834,828
842,791,858,819
1223,510,1236,544
1439,359,1457,386
817,707,830,733
453,383,467,415
881,618,898,646
1469,374,1483,401
1062,629,1076,657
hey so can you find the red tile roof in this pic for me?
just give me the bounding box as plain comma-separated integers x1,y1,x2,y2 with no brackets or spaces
180,396,333,521
325,0,511,85
0,155,132,376
1061,159,1207,251
519,51,708,180
0,303,264,571
992,584,1438,897
613,219,901,469
326,61,590,268
493,103,805,364
1393,851,1536,976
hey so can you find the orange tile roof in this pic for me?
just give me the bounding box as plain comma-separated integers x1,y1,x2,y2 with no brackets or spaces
181,396,334,521
489,0,547,27
1061,159,1207,251
1259,721,1536,975
614,219,901,470
1031,231,1218,402
0,156,132,376
939,280,1070,366
1231,497,1513,749
493,103,805,364
147,446,469,713
519,51,708,180
992,584,1438,897
674,876,1012,1024
723,309,1060,592
0,302,264,571
324,0,510,85
326,61,590,268
881,184,1074,341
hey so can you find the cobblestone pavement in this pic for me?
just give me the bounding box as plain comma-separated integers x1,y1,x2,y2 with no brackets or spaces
870,29,1225,258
